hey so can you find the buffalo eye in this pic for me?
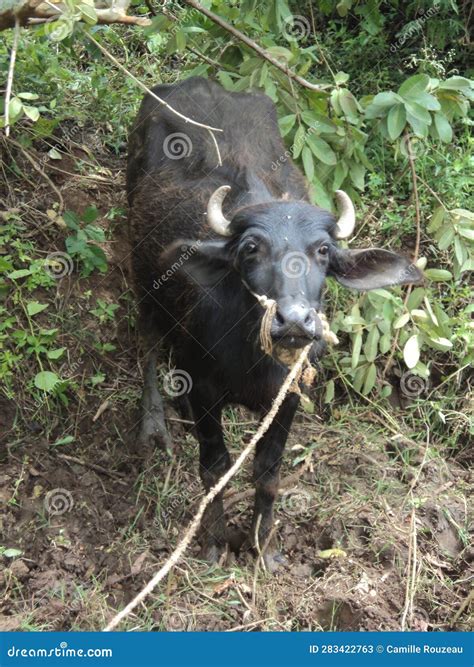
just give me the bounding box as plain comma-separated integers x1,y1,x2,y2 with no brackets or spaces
318,245,329,256
244,240,259,256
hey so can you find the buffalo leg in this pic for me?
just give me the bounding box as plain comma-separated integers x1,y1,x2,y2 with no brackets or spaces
191,398,230,563
136,347,172,456
251,393,299,572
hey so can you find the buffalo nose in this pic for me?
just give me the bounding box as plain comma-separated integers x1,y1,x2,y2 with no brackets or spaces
272,302,318,340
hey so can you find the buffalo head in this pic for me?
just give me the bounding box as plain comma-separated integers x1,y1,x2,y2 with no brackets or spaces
160,187,423,351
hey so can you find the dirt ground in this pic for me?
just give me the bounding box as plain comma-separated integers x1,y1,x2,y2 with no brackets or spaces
0,133,472,632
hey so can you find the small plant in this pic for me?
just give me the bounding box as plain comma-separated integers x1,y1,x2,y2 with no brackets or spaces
64,207,108,277
90,298,119,323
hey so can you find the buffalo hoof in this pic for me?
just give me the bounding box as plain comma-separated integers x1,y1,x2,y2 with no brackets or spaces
199,542,226,566
136,411,173,457
261,550,288,574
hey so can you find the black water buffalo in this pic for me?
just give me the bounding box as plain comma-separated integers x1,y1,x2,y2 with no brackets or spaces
127,77,422,570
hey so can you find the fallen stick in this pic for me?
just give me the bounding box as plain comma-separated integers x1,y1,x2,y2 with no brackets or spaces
223,459,311,510
103,343,311,631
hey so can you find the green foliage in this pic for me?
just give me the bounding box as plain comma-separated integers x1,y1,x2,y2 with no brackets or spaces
64,207,108,276
0,0,472,442
140,0,473,406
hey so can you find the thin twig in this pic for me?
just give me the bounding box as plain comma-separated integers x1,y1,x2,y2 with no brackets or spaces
416,175,448,210
6,137,64,213
406,132,422,261
56,453,127,485
4,17,20,137
224,459,311,510
252,518,279,607
400,507,416,631
183,0,329,93
103,344,311,631
450,589,474,628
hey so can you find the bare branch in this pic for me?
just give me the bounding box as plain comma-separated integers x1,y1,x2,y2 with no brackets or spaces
4,16,20,136
0,0,151,30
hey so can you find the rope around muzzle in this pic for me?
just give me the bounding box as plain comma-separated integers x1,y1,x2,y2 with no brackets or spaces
250,291,339,388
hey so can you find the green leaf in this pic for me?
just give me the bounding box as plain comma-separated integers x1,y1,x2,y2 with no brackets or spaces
34,371,60,392
338,90,359,122
438,76,472,90
428,335,453,350
437,226,455,249
292,125,306,158
333,161,348,190
3,548,23,558
8,269,32,280
48,18,73,42
387,104,406,140
278,114,296,137
8,97,23,121
364,327,379,362
301,111,336,134
379,333,391,354
23,105,40,122
301,146,314,181
434,113,453,143
371,91,403,108
403,335,420,369
82,206,100,224
47,347,66,360
79,2,97,24
175,30,187,52
362,363,377,395
424,297,439,327
406,287,425,311
52,435,74,447
428,207,445,233
17,92,39,100
452,208,474,221
351,331,363,369
424,269,453,281
394,312,410,329
349,161,365,190
324,379,335,404
413,92,441,111
48,148,62,160
334,71,349,85
306,135,337,165
404,101,432,124
27,301,48,316
405,111,428,138
458,227,474,241
398,74,430,99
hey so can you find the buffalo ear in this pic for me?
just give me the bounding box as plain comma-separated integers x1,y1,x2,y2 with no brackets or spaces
331,248,424,290
159,239,231,288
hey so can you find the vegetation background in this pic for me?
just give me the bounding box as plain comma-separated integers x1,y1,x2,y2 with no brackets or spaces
0,0,472,632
